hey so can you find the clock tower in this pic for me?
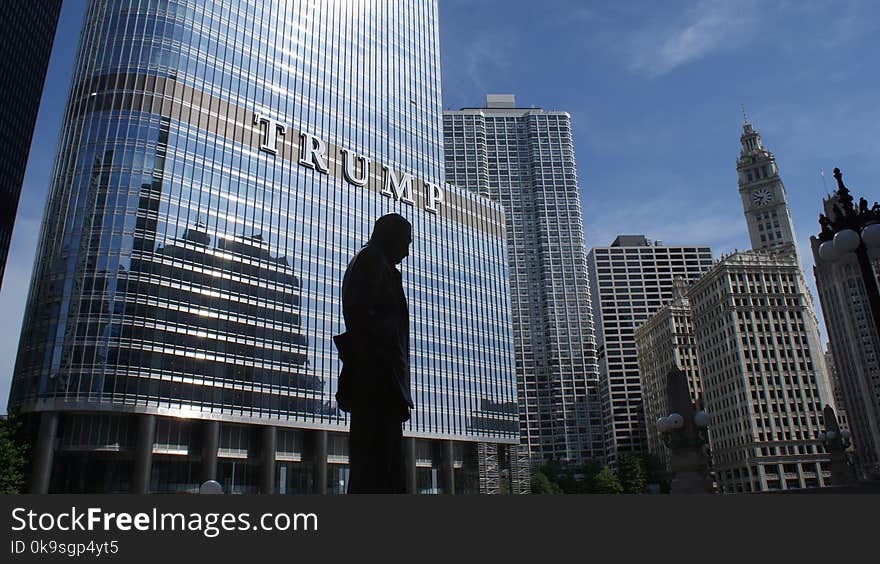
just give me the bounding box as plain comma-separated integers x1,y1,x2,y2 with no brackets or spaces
736,114,798,253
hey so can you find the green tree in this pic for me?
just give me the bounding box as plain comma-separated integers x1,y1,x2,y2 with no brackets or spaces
578,458,603,493
640,453,670,493
0,413,29,494
555,470,579,493
538,461,562,483
616,453,647,494
530,470,562,494
533,462,578,493
592,466,623,494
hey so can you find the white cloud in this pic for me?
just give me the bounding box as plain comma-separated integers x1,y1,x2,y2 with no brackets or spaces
462,32,515,93
624,0,758,77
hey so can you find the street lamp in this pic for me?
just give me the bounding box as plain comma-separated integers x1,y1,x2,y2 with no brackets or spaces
657,409,710,452
817,404,855,487
817,428,852,448
199,480,223,494
658,369,714,494
815,168,880,336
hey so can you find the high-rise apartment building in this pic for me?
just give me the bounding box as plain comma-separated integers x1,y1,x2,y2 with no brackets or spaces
688,249,833,491
588,236,713,466
11,0,523,495
684,118,834,492
444,94,600,464
0,0,62,289
635,279,703,472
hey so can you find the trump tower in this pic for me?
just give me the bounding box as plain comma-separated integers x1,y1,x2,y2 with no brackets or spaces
9,0,525,494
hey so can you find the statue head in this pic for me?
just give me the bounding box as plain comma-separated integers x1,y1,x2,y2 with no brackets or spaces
370,213,412,265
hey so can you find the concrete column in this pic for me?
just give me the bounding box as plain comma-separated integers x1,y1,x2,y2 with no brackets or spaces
404,437,417,494
313,430,327,494
132,414,156,494
31,411,59,494
440,440,455,495
261,425,277,494
200,420,220,483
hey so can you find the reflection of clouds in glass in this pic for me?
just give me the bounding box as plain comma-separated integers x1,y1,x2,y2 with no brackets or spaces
467,399,519,436
126,221,323,416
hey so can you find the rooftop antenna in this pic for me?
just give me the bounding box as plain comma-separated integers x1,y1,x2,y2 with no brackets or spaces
741,104,750,125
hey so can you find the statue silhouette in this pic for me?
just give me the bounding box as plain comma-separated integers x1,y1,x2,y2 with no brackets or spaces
334,213,413,493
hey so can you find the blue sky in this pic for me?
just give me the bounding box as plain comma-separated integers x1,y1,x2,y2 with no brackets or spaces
2,0,878,410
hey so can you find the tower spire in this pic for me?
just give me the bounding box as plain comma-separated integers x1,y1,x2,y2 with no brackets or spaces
741,104,755,136
736,115,798,254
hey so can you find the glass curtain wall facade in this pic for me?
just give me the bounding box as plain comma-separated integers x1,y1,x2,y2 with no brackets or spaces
444,95,601,465
0,0,62,289
11,0,519,494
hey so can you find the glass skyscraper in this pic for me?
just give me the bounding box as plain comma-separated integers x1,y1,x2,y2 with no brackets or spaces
444,94,602,464
11,0,522,494
0,0,62,290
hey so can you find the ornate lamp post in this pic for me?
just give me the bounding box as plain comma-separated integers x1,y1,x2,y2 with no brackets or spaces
815,168,880,335
817,404,854,487
199,480,223,494
814,167,880,484
656,369,714,493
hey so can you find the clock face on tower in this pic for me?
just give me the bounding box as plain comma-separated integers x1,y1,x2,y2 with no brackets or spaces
751,188,773,207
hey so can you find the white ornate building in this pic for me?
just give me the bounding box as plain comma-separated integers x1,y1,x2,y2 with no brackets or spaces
688,248,833,491
684,118,835,492
635,279,703,473
810,187,880,480
737,118,798,253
